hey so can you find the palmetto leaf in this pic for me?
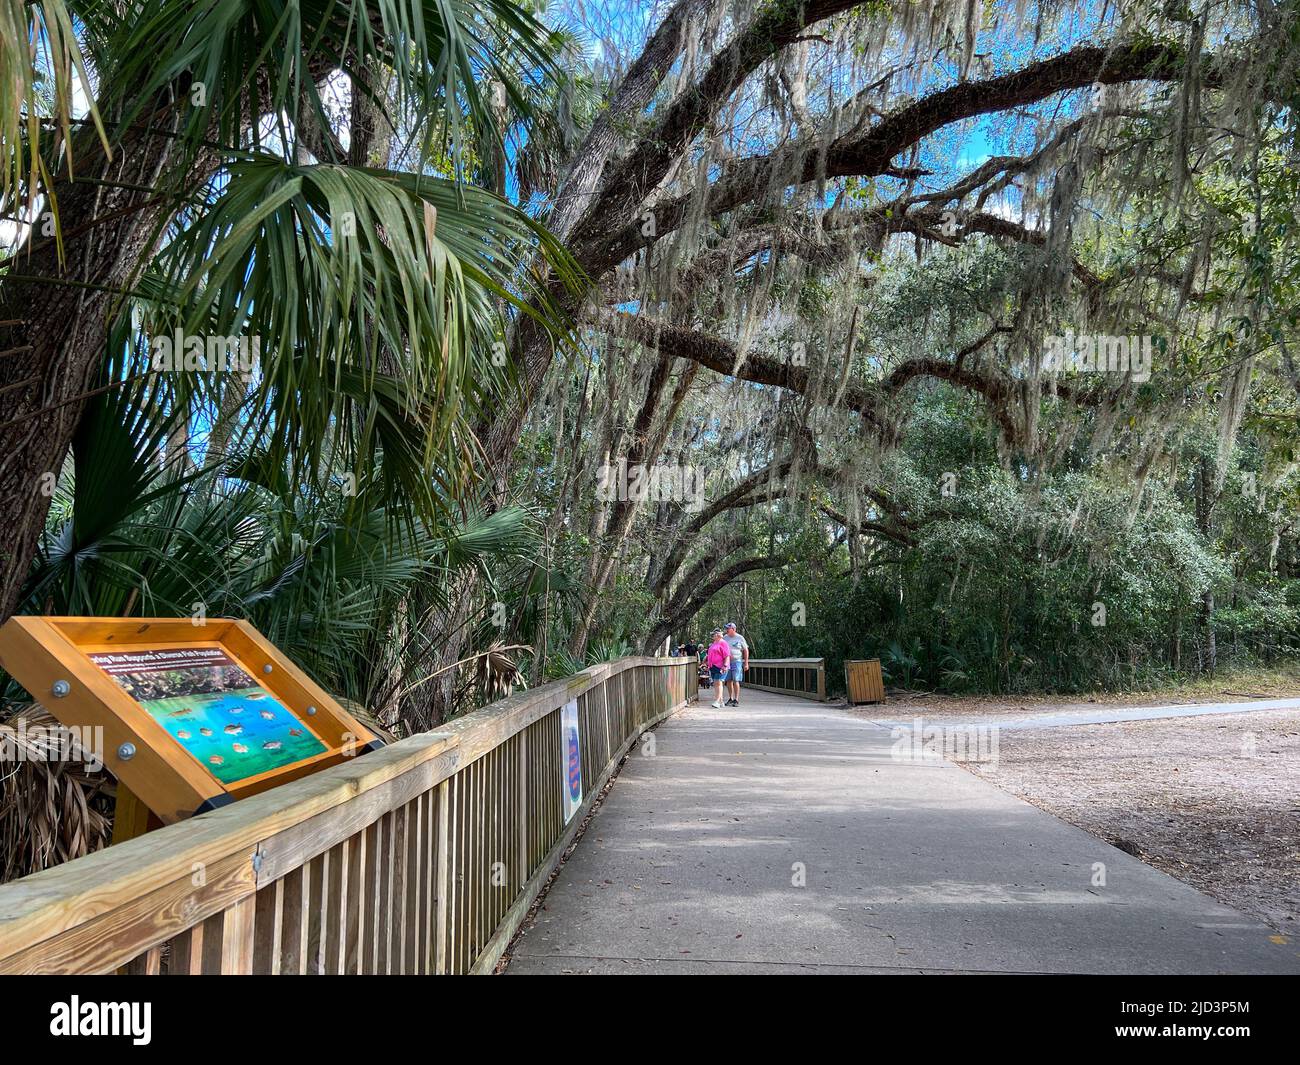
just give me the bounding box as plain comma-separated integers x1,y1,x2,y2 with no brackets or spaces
101,0,566,176
141,154,576,516
0,0,107,241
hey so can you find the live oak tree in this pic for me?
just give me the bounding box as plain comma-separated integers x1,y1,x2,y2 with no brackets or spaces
492,0,1299,655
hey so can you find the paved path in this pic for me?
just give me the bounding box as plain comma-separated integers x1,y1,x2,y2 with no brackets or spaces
507,690,1298,974
869,696,1300,731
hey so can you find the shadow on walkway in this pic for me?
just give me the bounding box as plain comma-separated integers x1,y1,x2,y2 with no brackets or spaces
507,691,1298,974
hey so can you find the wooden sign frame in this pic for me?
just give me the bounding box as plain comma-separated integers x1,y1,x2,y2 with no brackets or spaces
0,617,383,824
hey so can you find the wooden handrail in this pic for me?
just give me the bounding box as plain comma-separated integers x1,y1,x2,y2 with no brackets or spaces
745,657,826,701
0,655,697,974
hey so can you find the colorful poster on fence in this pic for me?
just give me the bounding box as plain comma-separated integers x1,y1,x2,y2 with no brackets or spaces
560,698,582,823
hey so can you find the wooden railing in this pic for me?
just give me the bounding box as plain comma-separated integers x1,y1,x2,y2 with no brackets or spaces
0,656,696,975
745,657,826,701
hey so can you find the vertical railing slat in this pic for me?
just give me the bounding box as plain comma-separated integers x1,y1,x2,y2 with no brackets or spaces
219,895,256,974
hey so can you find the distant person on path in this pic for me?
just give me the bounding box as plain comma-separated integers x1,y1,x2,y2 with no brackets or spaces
705,630,731,708
723,621,749,706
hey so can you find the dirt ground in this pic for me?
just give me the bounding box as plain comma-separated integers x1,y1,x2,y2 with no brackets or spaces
848,690,1300,931
873,672,1300,719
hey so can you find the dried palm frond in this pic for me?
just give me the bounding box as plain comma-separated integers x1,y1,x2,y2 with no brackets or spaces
473,641,528,704
0,703,113,884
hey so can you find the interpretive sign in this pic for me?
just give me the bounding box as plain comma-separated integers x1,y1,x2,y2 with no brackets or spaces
0,616,382,825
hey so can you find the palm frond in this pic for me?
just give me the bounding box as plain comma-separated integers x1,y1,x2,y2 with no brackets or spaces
0,0,107,246
138,155,576,516
103,0,567,176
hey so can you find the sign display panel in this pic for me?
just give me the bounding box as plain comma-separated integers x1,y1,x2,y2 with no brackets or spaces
87,647,328,785
560,698,582,823
0,617,383,826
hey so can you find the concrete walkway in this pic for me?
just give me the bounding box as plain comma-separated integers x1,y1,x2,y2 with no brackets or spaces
507,690,1298,974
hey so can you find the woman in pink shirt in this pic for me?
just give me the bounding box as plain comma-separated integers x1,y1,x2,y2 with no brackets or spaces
705,630,732,708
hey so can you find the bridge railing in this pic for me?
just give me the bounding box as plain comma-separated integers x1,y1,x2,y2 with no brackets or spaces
745,658,826,701
0,656,696,975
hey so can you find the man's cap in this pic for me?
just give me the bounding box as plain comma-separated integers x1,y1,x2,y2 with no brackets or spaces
725,621,737,629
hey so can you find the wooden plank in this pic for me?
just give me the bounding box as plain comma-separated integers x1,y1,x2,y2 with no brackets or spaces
122,945,161,975
845,659,885,705
199,912,224,973
511,735,524,895
434,779,450,974
390,803,409,973
305,851,326,975
343,831,363,974
169,923,203,975
379,814,394,974
278,866,307,975
219,896,255,974
110,784,156,845
452,768,467,973
403,797,422,974
359,819,381,974
251,879,283,975
474,753,485,963
487,745,499,939
421,788,437,974
0,845,255,975
471,756,483,967
324,841,346,974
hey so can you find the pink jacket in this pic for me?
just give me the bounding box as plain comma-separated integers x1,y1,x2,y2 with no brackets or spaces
705,639,731,669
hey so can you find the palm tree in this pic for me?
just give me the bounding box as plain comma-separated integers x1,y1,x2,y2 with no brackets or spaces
0,1,585,879
0,0,579,621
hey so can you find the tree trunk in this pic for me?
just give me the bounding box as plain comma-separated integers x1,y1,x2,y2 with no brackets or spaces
0,120,197,620
1195,455,1217,674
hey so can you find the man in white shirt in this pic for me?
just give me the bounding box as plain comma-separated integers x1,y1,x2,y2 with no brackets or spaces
723,622,749,707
